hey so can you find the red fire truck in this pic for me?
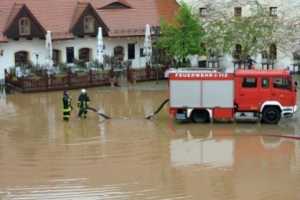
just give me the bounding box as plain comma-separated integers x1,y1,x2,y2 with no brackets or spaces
167,68,298,124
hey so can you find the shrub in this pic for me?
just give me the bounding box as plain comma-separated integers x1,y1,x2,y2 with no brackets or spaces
30,76,41,81
12,76,18,82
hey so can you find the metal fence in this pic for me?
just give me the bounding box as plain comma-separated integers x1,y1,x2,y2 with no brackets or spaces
4,65,168,93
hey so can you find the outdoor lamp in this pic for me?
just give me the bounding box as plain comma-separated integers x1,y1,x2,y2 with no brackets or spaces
150,25,161,84
36,54,39,65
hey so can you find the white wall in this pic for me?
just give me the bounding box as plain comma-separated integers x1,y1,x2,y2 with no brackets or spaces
0,36,149,80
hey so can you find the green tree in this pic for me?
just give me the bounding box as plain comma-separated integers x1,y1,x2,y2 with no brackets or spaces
159,1,205,67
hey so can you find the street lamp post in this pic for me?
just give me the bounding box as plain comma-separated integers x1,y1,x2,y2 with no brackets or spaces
151,26,161,84
36,54,39,66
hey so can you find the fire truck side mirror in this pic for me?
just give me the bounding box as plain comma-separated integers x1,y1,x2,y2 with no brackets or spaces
294,80,298,91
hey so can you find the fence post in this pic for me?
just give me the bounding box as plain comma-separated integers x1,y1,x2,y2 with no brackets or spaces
109,68,115,87
146,65,151,80
67,67,72,87
132,71,136,85
126,66,131,81
45,71,49,90
89,70,93,85
20,76,25,93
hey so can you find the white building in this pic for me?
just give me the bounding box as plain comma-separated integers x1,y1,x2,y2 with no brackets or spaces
0,0,180,81
177,0,300,70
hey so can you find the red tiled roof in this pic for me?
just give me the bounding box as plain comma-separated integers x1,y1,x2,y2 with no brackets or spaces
155,0,179,23
70,2,90,30
0,35,8,42
3,3,23,32
0,0,179,41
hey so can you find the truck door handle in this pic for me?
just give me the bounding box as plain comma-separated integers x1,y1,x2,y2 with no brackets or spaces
240,94,245,96
272,93,276,96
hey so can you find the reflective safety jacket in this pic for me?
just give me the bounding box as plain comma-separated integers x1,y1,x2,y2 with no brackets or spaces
62,93,72,112
77,93,90,108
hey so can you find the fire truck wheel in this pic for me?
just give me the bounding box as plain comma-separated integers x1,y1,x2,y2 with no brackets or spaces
262,107,281,124
191,110,209,123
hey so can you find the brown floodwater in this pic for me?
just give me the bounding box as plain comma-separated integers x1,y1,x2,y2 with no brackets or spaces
1,80,300,200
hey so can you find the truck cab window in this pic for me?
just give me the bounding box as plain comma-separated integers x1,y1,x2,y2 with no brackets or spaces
273,77,290,90
261,78,269,88
242,77,257,88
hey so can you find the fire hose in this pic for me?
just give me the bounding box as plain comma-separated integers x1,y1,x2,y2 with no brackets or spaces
78,98,169,120
145,99,169,120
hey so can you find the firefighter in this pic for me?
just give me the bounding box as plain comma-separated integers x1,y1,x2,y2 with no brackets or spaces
246,55,256,69
286,66,293,75
62,90,73,121
77,88,90,119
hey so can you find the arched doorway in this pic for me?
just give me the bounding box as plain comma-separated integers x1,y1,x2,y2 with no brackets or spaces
79,48,91,62
114,46,124,61
15,51,29,67
53,49,60,65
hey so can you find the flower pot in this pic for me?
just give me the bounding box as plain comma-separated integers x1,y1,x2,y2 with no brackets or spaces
110,79,115,87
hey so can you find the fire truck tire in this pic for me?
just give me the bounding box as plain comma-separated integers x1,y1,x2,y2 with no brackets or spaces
191,110,209,123
262,107,281,124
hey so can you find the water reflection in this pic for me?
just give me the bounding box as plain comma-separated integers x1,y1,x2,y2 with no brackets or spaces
170,129,234,167
169,123,298,169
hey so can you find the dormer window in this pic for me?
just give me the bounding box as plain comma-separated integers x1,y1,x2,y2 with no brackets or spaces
84,16,94,33
19,18,30,35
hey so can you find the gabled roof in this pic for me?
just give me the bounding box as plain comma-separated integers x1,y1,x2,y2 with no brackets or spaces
99,0,133,9
70,2,109,35
0,0,179,41
3,3,46,37
70,2,89,29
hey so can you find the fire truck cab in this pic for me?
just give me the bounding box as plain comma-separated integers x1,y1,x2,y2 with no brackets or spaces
168,68,297,124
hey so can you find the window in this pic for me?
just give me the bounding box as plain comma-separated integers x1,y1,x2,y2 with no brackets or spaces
233,44,242,60
273,77,291,90
19,18,30,35
242,77,257,88
66,47,74,63
208,49,217,58
262,50,268,59
261,78,269,88
293,51,300,61
53,50,60,64
234,7,242,17
199,8,206,17
140,48,145,57
269,44,277,60
128,43,135,60
84,16,94,33
270,7,277,16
